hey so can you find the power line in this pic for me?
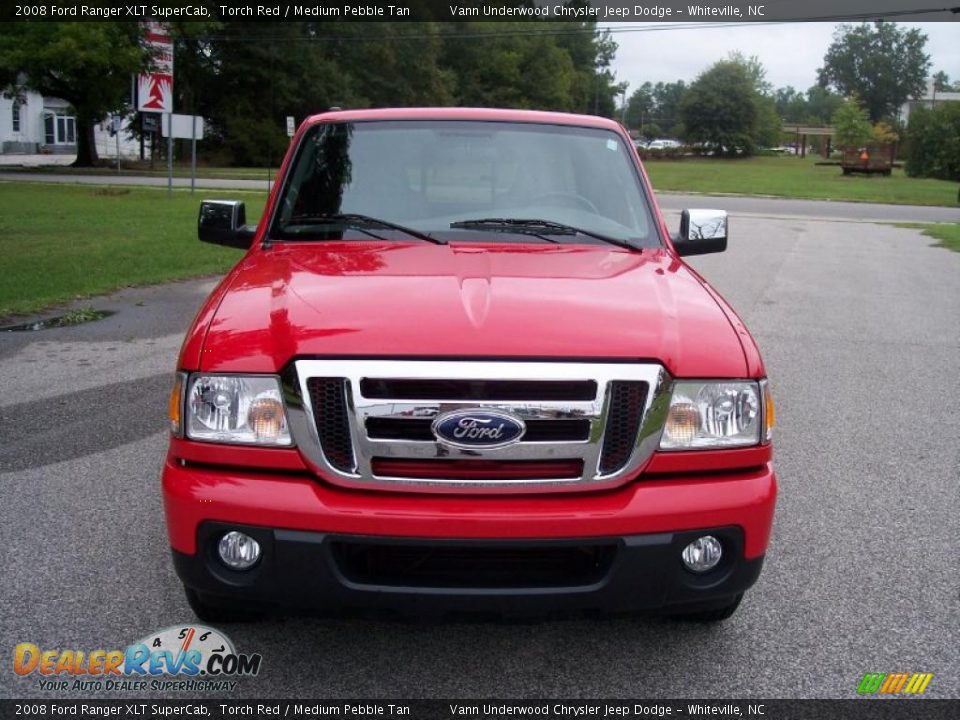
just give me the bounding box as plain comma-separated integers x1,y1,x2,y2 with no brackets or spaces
188,7,959,43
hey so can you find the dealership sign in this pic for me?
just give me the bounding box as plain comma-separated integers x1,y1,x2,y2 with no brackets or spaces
137,22,173,113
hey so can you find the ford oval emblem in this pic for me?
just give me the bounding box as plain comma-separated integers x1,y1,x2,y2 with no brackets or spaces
431,409,526,449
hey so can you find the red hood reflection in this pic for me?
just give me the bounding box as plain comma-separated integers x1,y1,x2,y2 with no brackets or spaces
198,242,747,377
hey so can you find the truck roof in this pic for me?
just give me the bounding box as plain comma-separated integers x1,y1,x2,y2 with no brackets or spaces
303,107,624,131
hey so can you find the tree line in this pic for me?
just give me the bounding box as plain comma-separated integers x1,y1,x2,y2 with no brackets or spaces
0,17,623,166
1,17,955,178
621,21,942,159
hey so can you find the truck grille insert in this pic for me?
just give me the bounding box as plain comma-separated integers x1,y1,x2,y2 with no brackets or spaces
293,360,665,491
305,378,355,473
331,540,617,588
599,381,648,474
359,378,596,401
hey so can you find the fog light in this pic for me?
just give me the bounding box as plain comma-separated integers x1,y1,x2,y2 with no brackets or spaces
681,535,722,573
217,531,261,570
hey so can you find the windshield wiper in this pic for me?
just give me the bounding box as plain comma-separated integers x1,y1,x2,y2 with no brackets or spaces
286,213,446,245
449,218,636,250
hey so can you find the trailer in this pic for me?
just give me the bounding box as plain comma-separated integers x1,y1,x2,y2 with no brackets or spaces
842,144,894,176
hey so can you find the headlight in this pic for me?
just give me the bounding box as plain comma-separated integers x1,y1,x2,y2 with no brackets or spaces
185,375,292,446
660,381,762,450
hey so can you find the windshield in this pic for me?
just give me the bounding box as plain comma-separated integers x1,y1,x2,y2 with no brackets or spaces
271,120,660,248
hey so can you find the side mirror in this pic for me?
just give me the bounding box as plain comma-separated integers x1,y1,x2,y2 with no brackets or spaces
198,200,256,249
675,209,728,257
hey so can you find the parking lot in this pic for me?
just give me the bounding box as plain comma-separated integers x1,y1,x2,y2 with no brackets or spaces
1,211,958,699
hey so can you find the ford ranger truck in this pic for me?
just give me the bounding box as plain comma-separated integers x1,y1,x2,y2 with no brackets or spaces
163,108,777,622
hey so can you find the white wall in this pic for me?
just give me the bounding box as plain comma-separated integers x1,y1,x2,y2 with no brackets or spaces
1,90,141,158
0,91,46,152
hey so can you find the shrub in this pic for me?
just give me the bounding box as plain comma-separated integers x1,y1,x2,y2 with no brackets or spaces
905,104,960,181
832,98,873,149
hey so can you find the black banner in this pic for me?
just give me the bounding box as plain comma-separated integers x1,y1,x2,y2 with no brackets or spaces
3,0,958,23
1,700,959,720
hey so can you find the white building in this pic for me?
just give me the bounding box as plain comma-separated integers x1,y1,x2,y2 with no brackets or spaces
1,89,141,159
899,85,960,123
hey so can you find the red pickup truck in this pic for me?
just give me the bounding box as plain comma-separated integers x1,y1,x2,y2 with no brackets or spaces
163,108,776,622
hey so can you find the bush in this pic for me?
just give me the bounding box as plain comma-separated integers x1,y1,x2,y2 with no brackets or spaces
905,103,960,181
832,98,873,149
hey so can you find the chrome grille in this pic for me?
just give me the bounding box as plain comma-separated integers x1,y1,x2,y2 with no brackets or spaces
599,381,648,474
305,378,355,473
359,378,597,401
286,360,671,493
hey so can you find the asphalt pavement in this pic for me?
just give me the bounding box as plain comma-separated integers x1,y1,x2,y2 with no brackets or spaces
0,214,958,700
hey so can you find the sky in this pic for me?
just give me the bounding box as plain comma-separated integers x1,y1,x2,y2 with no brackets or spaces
605,22,960,96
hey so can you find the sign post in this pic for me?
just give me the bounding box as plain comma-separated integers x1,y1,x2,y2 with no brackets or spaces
161,114,205,194
141,113,159,170
191,115,197,194
167,113,173,195
112,115,122,174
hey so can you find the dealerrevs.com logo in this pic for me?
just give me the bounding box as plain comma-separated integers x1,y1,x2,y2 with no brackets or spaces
14,625,262,692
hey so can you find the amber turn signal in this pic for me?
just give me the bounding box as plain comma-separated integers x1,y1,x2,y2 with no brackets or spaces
168,372,186,436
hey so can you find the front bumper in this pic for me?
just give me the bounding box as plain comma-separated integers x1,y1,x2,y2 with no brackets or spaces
174,522,764,616
163,458,776,615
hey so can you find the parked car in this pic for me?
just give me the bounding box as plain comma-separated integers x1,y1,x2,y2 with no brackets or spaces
646,138,683,150
164,108,777,622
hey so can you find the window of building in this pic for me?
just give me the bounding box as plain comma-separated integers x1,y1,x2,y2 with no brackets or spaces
12,102,21,133
43,111,76,144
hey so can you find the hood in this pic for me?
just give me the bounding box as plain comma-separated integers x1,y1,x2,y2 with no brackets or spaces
199,242,747,377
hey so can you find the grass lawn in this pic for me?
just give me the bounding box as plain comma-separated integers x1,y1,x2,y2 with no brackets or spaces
0,183,266,319
896,223,960,252
11,164,278,181
645,155,959,207
8,155,957,206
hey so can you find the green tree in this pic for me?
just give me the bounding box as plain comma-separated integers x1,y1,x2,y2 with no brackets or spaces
728,51,772,95
831,97,873,149
804,85,844,126
169,15,624,165
624,82,653,129
731,53,779,148
775,85,843,126
652,80,687,134
754,94,783,148
174,21,455,166
681,59,772,155
818,21,930,121
190,22,333,166
932,71,950,93
0,23,153,166
553,19,622,116
440,20,616,115
775,86,803,122
339,23,454,108
640,122,662,140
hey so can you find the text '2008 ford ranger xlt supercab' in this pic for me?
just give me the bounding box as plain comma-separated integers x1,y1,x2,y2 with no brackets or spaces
163,108,777,622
